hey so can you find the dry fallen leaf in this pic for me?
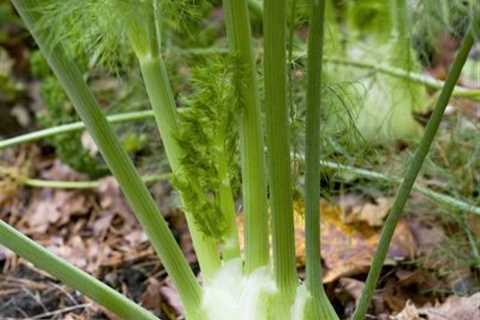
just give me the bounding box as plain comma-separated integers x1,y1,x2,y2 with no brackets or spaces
393,293,480,320
338,194,392,227
140,277,164,315
25,189,90,234
316,201,415,282
393,301,422,320
141,277,184,319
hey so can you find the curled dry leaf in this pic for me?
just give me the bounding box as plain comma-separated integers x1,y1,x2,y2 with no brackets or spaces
141,277,183,319
335,277,365,316
317,201,415,282
393,293,480,320
0,245,18,272
25,189,90,234
97,176,137,226
337,194,392,227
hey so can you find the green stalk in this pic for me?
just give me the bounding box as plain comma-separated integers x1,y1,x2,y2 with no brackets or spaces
23,173,172,189
222,0,269,272
352,29,475,320
0,110,154,149
264,0,297,308
10,1,204,318
139,56,221,279
125,5,221,277
0,220,159,320
304,0,338,319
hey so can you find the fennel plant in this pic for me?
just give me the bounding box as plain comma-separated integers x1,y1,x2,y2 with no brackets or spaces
1,0,479,319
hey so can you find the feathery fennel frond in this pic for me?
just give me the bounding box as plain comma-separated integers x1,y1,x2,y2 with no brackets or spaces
34,0,139,67
33,0,209,67
173,55,240,243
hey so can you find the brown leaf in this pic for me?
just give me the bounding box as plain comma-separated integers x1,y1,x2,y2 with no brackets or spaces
159,280,184,318
408,218,448,270
97,177,136,226
337,278,365,301
394,293,480,320
338,194,392,227
318,202,416,282
26,189,90,234
140,277,164,315
141,278,184,319
393,301,423,320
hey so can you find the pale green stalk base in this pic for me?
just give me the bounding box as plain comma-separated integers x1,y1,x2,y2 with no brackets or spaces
264,0,298,310
222,0,269,272
10,1,204,318
352,30,475,320
139,56,221,279
0,220,159,320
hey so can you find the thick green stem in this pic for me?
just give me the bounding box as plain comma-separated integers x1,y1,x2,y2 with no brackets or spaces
139,56,221,279
264,0,297,306
10,1,204,318
304,0,338,319
128,5,221,277
352,30,475,320
0,220,159,320
222,0,269,272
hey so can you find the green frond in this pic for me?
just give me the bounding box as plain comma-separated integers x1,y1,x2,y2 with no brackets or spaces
173,55,241,241
31,0,211,68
